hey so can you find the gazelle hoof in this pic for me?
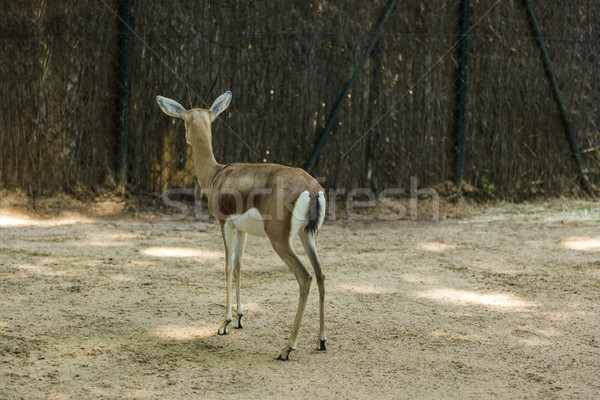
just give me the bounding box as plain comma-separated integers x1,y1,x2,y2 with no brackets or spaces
217,327,228,335
218,320,231,335
317,340,327,351
234,315,243,329
277,346,295,361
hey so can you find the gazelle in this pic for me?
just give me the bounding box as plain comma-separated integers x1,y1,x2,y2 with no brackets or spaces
156,91,327,360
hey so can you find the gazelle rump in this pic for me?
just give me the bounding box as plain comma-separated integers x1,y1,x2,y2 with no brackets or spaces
156,91,327,360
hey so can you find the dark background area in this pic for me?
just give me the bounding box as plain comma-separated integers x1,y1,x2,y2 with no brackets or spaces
1,0,598,198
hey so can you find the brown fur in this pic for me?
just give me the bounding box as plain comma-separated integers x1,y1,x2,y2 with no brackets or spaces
182,110,324,236
157,93,327,360
205,163,323,237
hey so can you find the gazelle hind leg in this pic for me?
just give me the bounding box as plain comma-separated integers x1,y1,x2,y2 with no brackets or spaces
233,231,247,329
300,232,327,350
268,237,312,361
218,221,234,335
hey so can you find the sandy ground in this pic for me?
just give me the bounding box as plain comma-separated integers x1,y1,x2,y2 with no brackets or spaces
1,196,600,399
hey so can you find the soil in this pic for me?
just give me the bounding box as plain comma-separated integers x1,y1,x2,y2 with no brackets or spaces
1,194,599,399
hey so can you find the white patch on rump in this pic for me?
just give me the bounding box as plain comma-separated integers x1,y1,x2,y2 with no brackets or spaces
230,208,267,237
291,191,311,237
317,191,326,229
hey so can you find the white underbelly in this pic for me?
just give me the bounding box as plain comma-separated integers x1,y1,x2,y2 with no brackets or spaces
230,208,267,237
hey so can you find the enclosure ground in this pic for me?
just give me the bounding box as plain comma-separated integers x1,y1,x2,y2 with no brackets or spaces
1,197,599,399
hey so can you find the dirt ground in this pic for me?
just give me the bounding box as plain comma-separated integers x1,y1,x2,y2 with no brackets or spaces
1,194,599,399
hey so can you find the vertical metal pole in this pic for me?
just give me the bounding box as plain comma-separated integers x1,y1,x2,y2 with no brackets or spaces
523,0,595,197
453,0,470,187
116,0,131,193
304,0,398,173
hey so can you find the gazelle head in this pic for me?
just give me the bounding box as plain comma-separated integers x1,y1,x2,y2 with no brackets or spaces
156,91,232,145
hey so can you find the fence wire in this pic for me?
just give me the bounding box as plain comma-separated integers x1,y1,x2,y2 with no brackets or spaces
0,0,598,199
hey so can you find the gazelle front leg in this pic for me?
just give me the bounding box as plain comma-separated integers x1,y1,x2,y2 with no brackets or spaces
218,220,234,335
233,231,247,329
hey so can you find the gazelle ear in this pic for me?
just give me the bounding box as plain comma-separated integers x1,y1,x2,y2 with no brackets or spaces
209,91,232,120
156,96,189,121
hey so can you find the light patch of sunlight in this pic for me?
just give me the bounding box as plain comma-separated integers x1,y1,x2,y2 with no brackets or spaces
560,236,600,251
430,330,488,342
0,212,95,227
14,264,74,277
337,282,394,294
417,242,457,252
150,324,215,340
415,287,538,311
141,246,222,259
0,321,11,331
0,215,34,227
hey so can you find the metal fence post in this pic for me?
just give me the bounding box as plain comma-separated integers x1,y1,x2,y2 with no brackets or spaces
116,0,132,193
304,0,398,174
523,0,596,197
453,0,470,188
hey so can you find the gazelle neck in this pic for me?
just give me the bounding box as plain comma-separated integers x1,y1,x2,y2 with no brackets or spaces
189,126,220,190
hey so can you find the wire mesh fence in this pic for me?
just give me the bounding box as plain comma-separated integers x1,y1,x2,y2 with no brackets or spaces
1,0,598,199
